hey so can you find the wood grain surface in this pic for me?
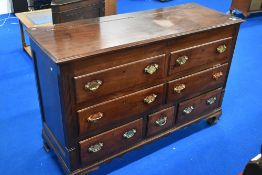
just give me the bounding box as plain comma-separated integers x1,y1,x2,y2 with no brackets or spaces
27,3,243,63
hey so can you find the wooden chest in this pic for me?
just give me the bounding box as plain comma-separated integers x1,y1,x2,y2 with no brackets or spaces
28,3,243,175
230,0,262,17
51,0,117,24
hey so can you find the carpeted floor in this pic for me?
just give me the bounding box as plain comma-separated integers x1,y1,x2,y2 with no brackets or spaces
0,0,262,175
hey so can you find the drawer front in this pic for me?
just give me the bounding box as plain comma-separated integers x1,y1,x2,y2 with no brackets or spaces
78,84,164,136
176,88,223,125
167,63,228,103
169,38,232,78
168,26,234,52
147,107,175,137
71,42,165,76
80,119,143,166
74,54,166,104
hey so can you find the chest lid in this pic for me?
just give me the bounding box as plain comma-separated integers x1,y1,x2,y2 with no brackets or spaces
27,3,243,64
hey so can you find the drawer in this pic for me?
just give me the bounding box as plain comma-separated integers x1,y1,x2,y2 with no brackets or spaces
146,107,175,137
176,88,222,125
168,26,234,52
167,63,228,103
78,84,164,136
80,119,143,166
169,37,232,78
70,42,165,76
74,54,166,104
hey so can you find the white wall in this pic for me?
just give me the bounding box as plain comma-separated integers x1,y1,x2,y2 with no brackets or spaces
0,0,13,15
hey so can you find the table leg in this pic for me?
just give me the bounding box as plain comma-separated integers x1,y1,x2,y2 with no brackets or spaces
18,20,32,58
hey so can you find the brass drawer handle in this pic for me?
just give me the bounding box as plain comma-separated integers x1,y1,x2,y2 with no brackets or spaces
155,116,167,126
85,80,103,91
183,106,194,114
144,63,159,75
174,84,186,94
144,94,157,104
87,112,103,123
123,129,137,139
176,56,189,66
88,142,103,153
217,44,227,54
207,97,217,105
213,72,223,80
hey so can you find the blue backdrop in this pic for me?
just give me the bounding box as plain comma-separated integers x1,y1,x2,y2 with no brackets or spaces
0,0,262,175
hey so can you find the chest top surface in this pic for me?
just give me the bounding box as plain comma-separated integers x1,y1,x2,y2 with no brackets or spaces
27,3,243,63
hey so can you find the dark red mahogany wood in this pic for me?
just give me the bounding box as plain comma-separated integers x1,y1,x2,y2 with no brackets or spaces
28,3,243,175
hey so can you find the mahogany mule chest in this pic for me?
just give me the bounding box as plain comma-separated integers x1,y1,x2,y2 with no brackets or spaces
28,3,243,175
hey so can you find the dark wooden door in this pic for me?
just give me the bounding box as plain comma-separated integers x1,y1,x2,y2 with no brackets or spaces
12,0,28,13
